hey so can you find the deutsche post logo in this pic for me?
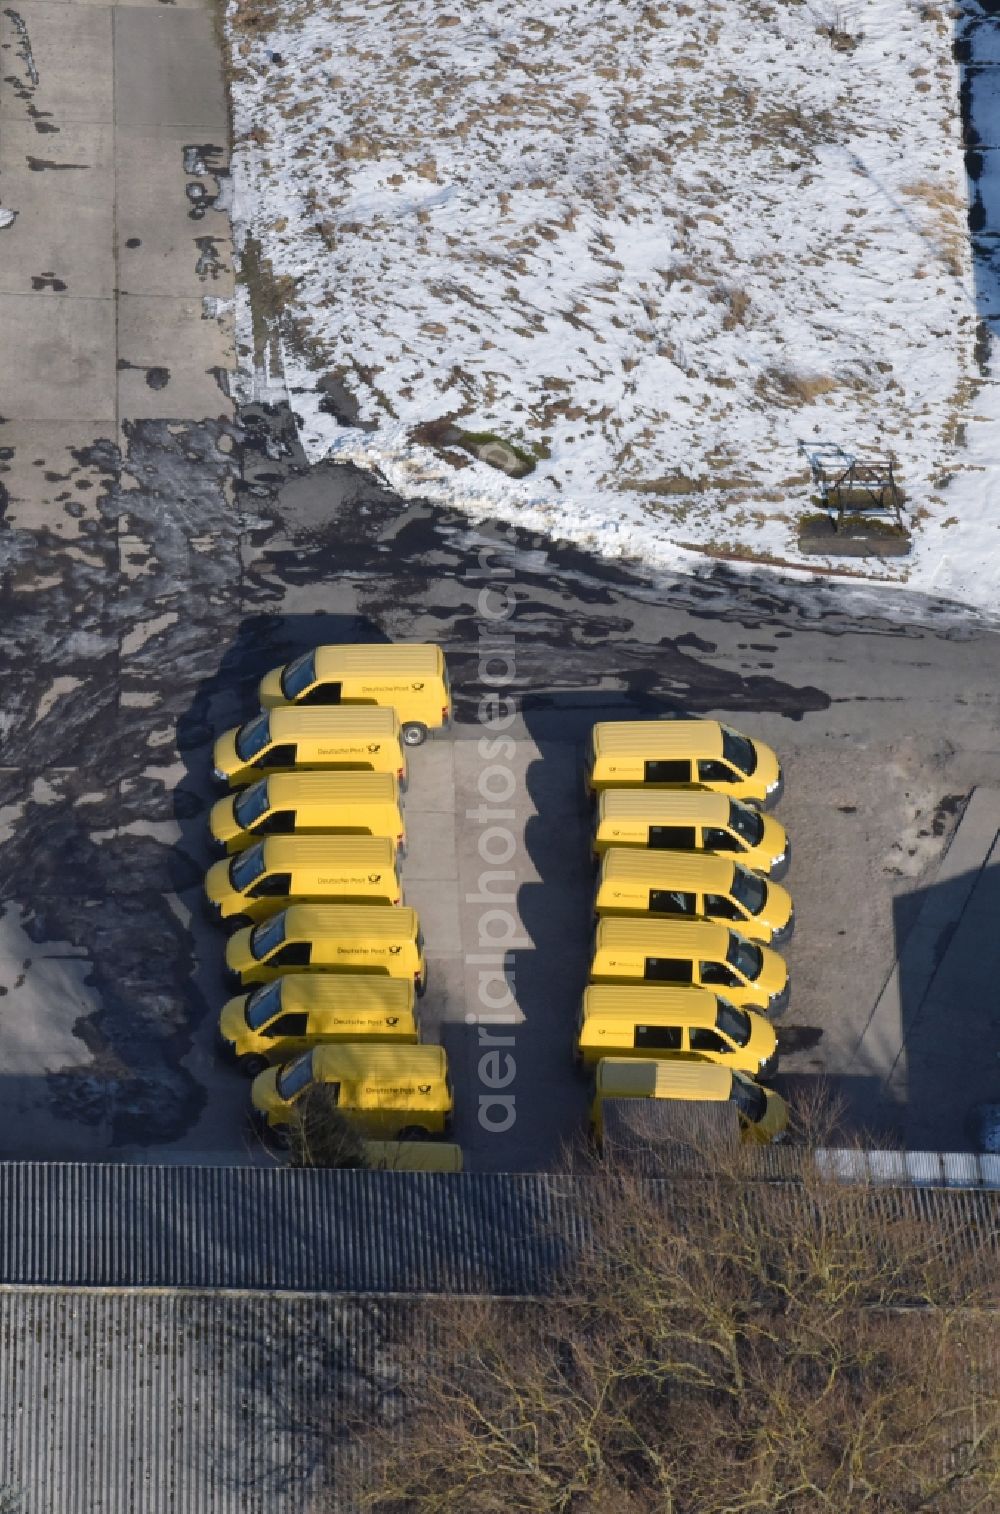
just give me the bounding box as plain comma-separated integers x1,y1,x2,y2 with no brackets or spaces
386,1016,399,1027
417,1083,432,1094
366,743,381,753
411,682,424,691
368,873,382,883
388,944,402,955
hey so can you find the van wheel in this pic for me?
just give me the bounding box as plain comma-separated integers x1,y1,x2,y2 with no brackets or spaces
227,914,252,932
402,722,428,747
416,972,428,998
237,1053,269,1078
398,1125,430,1141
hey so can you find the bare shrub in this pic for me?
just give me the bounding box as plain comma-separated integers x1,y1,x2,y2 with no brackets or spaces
756,364,839,406
286,1085,368,1169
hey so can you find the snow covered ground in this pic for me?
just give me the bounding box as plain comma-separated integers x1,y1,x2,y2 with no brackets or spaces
227,0,998,609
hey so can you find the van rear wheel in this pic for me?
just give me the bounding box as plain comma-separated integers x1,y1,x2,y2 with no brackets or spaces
237,1053,269,1078
398,1124,431,1141
402,722,428,747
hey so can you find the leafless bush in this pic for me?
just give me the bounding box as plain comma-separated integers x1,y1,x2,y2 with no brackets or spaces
286,1085,368,1169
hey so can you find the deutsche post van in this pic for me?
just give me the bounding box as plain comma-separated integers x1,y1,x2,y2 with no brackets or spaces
363,1140,464,1172
576,983,778,1076
218,972,419,1075
592,789,789,877
251,1043,453,1137
593,848,794,947
258,642,451,747
209,771,405,857
589,916,788,1015
225,904,427,991
590,1057,788,1144
212,706,407,789
585,720,783,807
205,835,401,925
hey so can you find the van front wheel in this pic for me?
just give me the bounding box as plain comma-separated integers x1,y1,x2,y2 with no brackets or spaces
237,1054,269,1078
402,722,428,747
398,1124,430,1141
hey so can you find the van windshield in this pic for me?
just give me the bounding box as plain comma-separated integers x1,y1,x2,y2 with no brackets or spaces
281,651,317,699
235,712,271,762
729,1073,767,1123
250,912,286,961
730,866,767,917
276,1050,314,1100
726,932,763,981
728,800,764,845
245,980,283,1030
721,728,758,776
229,842,266,892
234,780,270,830
715,997,752,1048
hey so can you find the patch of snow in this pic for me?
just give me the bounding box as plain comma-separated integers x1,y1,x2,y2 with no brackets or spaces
0,209,16,231
227,0,990,605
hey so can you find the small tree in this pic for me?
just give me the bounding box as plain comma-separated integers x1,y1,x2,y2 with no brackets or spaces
286,1085,367,1170
336,1119,1000,1513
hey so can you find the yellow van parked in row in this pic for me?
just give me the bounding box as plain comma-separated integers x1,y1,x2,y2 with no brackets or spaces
212,706,407,789
593,848,794,947
225,904,427,991
592,789,789,878
576,983,778,1076
209,771,405,857
590,1058,789,1145
589,916,789,1015
205,835,401,925
363,1140,463,1172
218,972,418,1076
251,1043,453,1138
585,720,783,808
258,642,451,747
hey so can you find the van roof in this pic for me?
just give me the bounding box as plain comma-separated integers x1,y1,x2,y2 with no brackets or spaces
593,915,731,953
591,720,724,759
582,983,724,1027
312,643,444,678
257,835,398,868
266,706,401,738
282,904,418,937
598,789,733,822
272,974,414,1012
596,1057,733,1100
264,771,400,803
600,848,737,890
312,1043,447,1079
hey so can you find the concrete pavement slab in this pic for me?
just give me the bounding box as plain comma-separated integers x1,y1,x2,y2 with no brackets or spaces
0,123,114,298
116,130,232,299
118,294,233,421
113,8,227,130
400,809,457,880
0,294,115,419
0,3,112,125
0,421,115,537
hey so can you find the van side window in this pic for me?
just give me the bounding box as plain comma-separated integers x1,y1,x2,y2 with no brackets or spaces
634,1024,682,1050
698,759,738,784
698,959,742,989
263,1012,309,1038
247,872,292,899
270,942,312,967
302,681,342,706
648,825,697,850
644,759,691,784
259,809,295,835
689,1027,729,1055
254,743,296,768
703,893,740,921
702,826,740,852
644,957,693,984
649,889,696,916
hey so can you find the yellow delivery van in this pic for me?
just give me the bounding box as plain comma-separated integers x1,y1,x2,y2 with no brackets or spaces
575,983,778,1076
226,904,426,991
585,720,782,807
212,706,407,789
204,835,401,925
592,789,789,878
217,972,419,1075
590,1057,788,1144
589,916,788,1015
258,642,451,747
593,848,794,946
251,1043,453,1138
209,770,405,857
